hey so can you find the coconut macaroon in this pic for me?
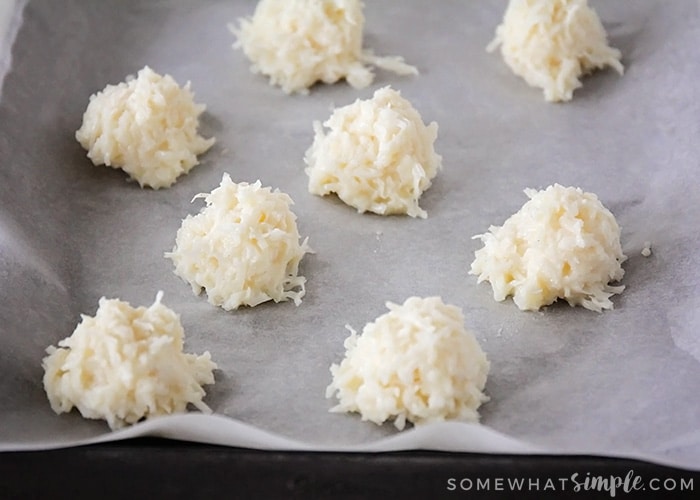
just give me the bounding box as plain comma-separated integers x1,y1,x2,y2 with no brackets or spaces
75,66,215,189
326,297,490,430
166,173,311,310
230,0,417,94
470,184,626,312
42,292,217,430
487,0,624,102
305,86,441,218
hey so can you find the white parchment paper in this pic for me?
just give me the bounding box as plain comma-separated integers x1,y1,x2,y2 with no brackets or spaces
1,0,698,470
0,0,26,98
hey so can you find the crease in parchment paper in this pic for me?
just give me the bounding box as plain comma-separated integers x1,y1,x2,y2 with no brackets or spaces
0,0,27,99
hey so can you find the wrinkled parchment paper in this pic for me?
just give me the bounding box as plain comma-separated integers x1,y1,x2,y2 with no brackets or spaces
1,0,698,470
0,0,25,98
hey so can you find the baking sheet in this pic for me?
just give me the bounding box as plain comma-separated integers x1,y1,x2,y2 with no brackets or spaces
1,0,698,470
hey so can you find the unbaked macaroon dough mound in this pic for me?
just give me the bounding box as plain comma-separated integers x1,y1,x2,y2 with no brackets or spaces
326,296,490,431
230,0,417,95
470,184,627,312
166,173,311,311
42,292,217,430
75,66,215,189
487,0,624,102
305,86,441,218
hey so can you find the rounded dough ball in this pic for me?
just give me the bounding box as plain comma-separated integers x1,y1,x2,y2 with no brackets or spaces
487,0,624,102
326,296,490,430
166,173,311,310
42,292,217,430
75,66,215,189
230,0,416,94
470,184,627,312
305,86,442,218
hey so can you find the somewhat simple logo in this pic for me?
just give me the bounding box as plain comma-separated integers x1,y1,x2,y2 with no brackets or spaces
446,470,694,496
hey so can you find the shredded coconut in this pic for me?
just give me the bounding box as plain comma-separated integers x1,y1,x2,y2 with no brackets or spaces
166,173,311,310
42,292,216,430
305,86,441,218
326,296,490,430
75,66,215,188
470,184,626,312
230,0,417,94
487,0,624,102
